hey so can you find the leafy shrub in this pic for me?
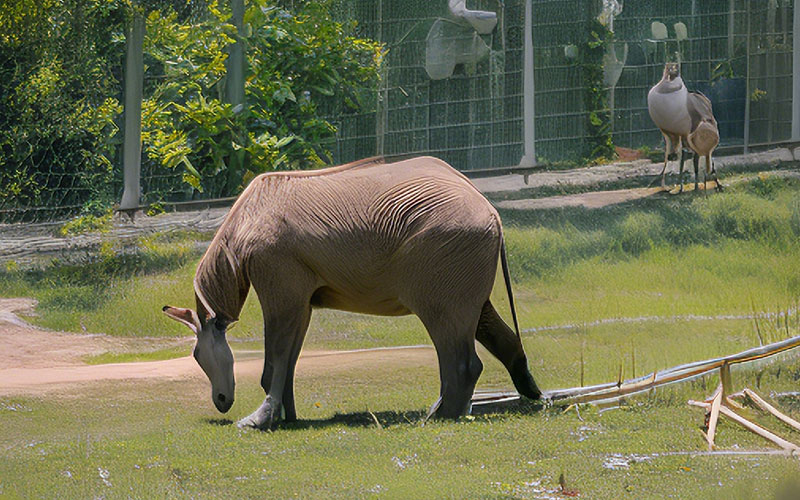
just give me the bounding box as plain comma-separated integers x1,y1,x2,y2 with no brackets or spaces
0,0,126,220
141,0,384,199
59,210,113,236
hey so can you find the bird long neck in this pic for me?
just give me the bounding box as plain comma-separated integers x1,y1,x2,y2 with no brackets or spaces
655,75,684,94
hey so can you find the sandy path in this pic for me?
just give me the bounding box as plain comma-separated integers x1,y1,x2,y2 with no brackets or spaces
0,298,435,396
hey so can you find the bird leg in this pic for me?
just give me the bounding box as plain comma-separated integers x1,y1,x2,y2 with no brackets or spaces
709,158,724,191
659,150,669,189
677,145,686,193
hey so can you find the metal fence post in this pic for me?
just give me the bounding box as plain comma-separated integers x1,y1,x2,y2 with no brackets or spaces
120,9,145,211
519,0,536,167
226,0,245,109
793,0,800,141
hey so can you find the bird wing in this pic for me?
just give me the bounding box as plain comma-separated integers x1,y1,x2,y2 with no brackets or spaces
686,91,716,133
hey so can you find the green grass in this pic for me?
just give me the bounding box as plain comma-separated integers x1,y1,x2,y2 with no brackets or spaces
2,175,800,498
83,345,191,365
1,176,798,352
2,355,800,498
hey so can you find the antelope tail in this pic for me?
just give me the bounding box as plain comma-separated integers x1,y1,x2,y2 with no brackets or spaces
500,234,521,337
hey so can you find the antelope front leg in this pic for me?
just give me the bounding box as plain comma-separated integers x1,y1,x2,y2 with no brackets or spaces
237,350,289,430
238,305,311,430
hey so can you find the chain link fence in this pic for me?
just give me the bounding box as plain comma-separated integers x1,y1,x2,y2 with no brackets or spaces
0,0,796,223
327,0,796,168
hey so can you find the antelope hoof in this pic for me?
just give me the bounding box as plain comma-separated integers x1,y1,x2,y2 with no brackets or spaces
237,397,280,430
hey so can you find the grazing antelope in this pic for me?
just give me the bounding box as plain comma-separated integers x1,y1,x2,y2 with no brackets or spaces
648,63,723,192
163,156,541,430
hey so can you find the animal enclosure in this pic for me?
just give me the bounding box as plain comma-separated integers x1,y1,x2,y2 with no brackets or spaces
323,0,795,168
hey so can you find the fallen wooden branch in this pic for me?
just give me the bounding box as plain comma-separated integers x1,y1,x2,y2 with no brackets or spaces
705,385,723,450
741,389,800,433
689,399,800,453
473,332,800,408
472,332,800,454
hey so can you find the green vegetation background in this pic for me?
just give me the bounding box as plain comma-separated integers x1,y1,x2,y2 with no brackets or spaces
0,0,382,218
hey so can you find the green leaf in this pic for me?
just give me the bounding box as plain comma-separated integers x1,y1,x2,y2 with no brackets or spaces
181,157,201,179
275,135,295,148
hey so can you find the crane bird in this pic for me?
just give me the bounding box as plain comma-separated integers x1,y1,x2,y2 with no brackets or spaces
648,63,723,192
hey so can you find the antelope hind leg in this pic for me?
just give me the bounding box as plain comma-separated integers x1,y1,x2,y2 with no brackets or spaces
420,308,483,419
475,300,540,399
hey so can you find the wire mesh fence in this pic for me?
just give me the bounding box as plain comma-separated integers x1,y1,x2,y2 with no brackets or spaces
327,0,796,168
0,0,796,223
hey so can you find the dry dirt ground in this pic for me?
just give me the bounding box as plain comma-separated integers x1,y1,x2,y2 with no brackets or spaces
0,297,436,397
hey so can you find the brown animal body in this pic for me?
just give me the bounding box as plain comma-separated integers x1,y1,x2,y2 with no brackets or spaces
164,156,541,429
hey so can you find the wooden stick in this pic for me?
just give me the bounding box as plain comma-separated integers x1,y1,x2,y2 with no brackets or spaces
743,388,800,433
716,405,800,451
689,399,800,451
474,333,800,408
706,386,723,450
543,333,800,405
720,362,733,398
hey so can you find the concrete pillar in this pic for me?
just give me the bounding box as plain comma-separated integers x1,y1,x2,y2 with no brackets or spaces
120,11,145,210
793,0,800,140
519,0,536,167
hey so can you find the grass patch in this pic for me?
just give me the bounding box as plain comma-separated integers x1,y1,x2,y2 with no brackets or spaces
1,351,799,498
2,176,798,351
83,345,190,365
3,175,800,497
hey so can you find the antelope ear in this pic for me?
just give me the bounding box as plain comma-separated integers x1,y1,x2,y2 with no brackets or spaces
162,305,201,335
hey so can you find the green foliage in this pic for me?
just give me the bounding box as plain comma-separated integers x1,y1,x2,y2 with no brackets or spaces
579,19,615,162
141,0,383,199
697,192,793,244
613,212,664,256
0,0,382,217
59,209,114,236
0,0,126,220
0,231,200,321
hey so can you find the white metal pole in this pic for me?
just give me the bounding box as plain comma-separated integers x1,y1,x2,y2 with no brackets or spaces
793,0,800,140
120,10,144,211
519,0,536,167
226,0,245,108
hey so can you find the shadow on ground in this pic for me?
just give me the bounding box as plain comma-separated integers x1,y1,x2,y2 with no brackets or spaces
203,399,548,431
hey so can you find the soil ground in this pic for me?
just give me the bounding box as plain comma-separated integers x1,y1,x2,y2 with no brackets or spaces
0,297,435,396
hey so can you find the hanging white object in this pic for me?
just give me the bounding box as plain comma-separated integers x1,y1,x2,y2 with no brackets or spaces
425,19,490,80
674,22,688,41
448,0,497,34
603,42,628,88
597,0,622,31
651,21,668,40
